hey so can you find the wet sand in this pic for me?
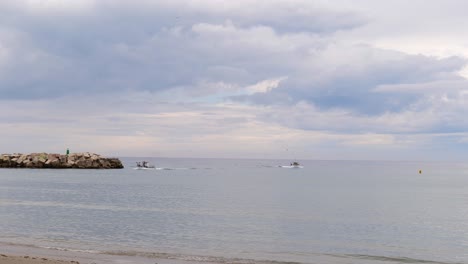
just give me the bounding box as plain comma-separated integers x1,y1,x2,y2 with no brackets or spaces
0,254,80,264
1,242,205,264
0,251,175,264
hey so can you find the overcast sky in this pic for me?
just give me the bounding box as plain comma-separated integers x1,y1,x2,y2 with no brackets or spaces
1,0,468,160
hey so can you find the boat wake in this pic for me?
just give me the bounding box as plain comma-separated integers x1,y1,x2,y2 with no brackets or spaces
133,167,205,170
155,167,198,170
278,165,303,169
133,167,155,170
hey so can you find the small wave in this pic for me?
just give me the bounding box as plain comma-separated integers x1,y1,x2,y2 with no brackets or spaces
1,242,456,264
40,246,101,254
0,241,102,255
335,254,460,264
104,250,303,264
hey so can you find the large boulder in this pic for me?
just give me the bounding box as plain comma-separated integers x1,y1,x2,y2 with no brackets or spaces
0,153,123,169
108,158,124,169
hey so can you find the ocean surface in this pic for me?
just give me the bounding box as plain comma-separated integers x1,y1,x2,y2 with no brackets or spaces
1,158,468,264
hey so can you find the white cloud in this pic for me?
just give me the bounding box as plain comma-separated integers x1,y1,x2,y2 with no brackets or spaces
245,77,287,94
0,0,96,16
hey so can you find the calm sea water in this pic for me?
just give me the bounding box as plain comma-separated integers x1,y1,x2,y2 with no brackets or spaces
1,158,468,264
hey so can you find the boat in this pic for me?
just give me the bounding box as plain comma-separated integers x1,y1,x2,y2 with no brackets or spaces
134,166,155,170
134,161,155,170
290,161,301,168
279,161,303,169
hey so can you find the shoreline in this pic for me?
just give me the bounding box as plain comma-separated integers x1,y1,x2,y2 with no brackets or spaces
0,254,78,264
0,243,193,264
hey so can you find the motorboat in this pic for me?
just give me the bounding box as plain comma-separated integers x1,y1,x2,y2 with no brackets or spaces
291,161,301,167
134,161,155,170
279,161,303,169
134,166,155,170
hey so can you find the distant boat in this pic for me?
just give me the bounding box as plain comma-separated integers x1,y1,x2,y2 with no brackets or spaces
134,166,155,170
134,161,155,170
290,161,301,168
279,161,303,169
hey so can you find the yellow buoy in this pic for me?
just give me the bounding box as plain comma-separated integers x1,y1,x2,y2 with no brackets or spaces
419,169,422,174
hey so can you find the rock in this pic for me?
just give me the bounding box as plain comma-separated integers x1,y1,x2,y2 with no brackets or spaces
108,158,124,169
0,154,12,167
99,159,111,169
0,153,123,169
43,156,61,168
38,153,47,163
17,154,28,164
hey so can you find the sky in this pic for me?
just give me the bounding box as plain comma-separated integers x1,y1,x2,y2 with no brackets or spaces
1,0,468,160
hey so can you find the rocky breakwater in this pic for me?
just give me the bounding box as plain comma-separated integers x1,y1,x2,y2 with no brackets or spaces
0,152,124,169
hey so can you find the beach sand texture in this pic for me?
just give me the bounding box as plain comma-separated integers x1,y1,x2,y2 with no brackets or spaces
0,254,80,264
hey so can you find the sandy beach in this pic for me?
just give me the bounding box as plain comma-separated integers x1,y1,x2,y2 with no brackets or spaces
0,254,80,264
0,243,200,264
0,250,200,264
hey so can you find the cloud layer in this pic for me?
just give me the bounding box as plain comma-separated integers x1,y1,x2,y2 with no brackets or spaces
1,0,467,159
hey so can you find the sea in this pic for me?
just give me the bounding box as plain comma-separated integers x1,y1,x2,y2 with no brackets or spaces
1,158,468,264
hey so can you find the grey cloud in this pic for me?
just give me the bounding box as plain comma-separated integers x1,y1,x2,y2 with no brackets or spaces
0,0,367,100
374,80,468,94
233,46,467,114
92,1,367,34
1,0,466,136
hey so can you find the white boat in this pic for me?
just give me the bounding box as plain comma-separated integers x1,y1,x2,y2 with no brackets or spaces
279,161,303,169
133,166,155,170
134,161,155,170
